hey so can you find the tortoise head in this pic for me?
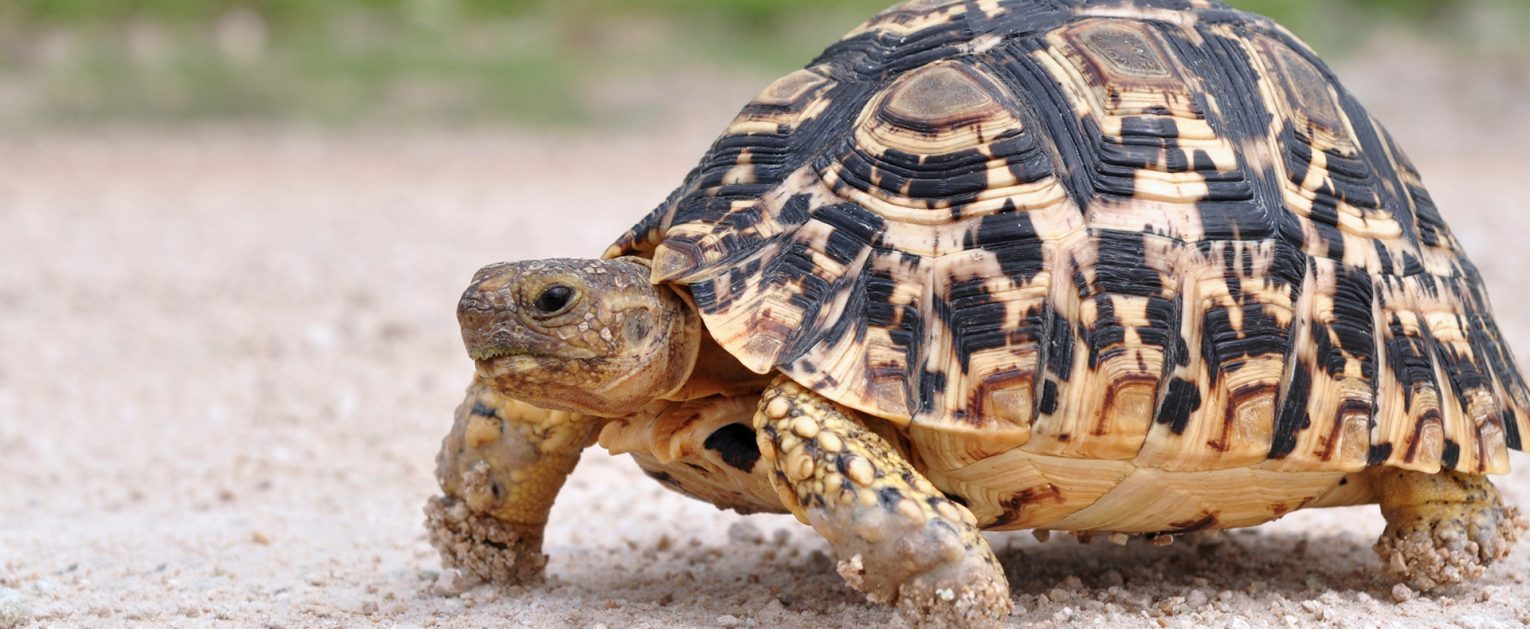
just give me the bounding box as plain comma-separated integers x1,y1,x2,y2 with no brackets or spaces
457,257,701,417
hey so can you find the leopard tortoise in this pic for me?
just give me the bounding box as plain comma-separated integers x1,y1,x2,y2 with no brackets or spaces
426,0,1529,624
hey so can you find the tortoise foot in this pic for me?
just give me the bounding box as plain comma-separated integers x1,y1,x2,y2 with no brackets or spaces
1373,468,1526,591
756,377,1012,627
885,545,1011,628
424,495,548,586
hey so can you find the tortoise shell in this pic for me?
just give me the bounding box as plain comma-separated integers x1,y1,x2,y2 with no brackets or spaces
604,0,1530,497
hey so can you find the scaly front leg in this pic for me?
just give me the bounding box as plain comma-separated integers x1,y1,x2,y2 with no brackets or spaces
754,377,1011,627
425,378,599,585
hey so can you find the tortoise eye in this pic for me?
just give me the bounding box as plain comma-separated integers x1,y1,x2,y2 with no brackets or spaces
533,284,577,316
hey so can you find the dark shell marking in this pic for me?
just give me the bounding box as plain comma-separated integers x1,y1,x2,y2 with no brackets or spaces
606,0,1528,475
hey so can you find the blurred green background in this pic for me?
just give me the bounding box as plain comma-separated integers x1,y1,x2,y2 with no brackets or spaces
2,0,1526,130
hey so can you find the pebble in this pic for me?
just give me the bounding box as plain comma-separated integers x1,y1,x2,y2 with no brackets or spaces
1185,589,1209,609
727,520,765,545
715,613,743,627
0,589,30,629
431,569,482,597
1391,583,1416,603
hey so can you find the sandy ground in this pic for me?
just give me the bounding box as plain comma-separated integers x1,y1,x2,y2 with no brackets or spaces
3,44,1530,628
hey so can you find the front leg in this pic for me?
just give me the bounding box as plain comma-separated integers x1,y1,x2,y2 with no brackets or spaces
754,377,1012,627
425,378,599,585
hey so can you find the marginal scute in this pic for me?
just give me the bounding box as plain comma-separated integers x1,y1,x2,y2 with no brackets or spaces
1135,240,1299,471
1260,257,1376,473
1026,231,1181,461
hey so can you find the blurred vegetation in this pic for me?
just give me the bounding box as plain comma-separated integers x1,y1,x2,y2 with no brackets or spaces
1,0,1525,129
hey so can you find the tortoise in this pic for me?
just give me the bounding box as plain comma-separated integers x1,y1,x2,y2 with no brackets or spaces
424,0,1529,624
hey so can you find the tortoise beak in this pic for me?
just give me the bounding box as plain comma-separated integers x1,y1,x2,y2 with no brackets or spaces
457,262,598,363
458,263,524,361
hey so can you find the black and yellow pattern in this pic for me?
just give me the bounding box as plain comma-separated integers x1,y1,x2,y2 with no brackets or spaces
606,0,1529,482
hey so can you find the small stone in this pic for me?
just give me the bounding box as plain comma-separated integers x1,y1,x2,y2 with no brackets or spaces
361,601,379,614
1391,583,1415,603
251,531,271,545
1108,533,1130,546
1185,589,1209,609
1151,534,1174,547
431,569,482,597
727,520,765,545
1032,529,1051,543
0,589,31,629
715,613,743,627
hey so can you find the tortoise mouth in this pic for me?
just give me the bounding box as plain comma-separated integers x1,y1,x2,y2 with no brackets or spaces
467,344,530,362
472,351,553,383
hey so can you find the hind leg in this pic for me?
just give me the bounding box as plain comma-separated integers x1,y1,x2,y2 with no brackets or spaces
754,378,1011,627
1373,467,1527,590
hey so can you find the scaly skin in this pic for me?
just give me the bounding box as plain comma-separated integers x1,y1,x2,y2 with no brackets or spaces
754,377,1012,628
432,258,702,586
426,378,599,585
1372,467,1527,591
